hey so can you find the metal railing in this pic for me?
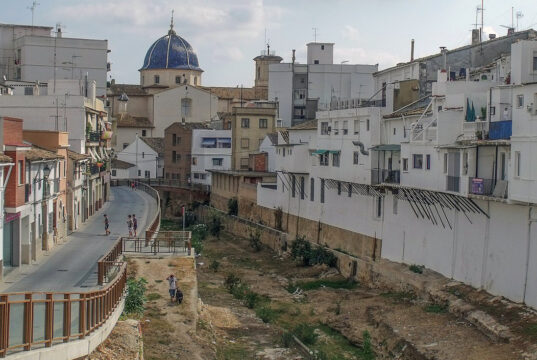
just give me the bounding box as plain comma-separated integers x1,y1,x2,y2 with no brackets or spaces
446,176,460,192
371,169,400,185
86,131,101,143
0,264,126,357
122,231,191,254
468,177,508,198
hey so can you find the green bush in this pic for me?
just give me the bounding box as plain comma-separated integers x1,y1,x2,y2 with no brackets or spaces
409,264,425,274
290,236,337,267
249,229,262,252
209,259,220,272
256,306,277,323
224,273,241,291
208,213,223,238
183,211,197,227
227,197,238,216
191,223,208,241
293,323,318,345
124,278,147,316
281,331,294,347
191,234,204,255
361,330,375,360
244,291,260,309
424,303,448,313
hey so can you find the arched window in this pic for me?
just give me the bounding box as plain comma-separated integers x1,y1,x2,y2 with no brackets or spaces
181,98,192,118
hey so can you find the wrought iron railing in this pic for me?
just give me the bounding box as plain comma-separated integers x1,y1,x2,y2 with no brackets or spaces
86,131,101,143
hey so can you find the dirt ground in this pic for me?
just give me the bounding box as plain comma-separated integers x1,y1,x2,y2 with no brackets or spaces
89,319,142,360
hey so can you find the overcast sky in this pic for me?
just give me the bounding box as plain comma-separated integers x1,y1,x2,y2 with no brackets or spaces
3,0,537,87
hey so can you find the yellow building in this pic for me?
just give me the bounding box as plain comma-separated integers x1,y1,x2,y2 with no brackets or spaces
231,102,277,170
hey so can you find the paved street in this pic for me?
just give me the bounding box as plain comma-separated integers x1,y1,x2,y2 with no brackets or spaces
2,186,157,293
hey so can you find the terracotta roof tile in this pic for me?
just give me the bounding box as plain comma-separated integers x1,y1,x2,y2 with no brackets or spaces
141,137,164,155
116,113,154,128
25,147,63,161
111,158,136,169
67,150,90,161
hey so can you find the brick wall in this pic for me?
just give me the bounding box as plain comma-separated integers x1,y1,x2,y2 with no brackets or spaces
164,124,193,182
249,153,267,172
3,117,24,146
4,150,25,208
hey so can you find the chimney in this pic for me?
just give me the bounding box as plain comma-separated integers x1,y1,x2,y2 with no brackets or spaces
507,27,515,36
56,27,62,38
292,49,296,64
410,39,415,61
471,29,480,45
440,47,447,70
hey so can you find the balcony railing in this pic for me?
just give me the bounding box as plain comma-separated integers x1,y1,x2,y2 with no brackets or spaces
488,120,512,140
90,164,100,175
468,177,508,198
446,176,460,192
86,131,101,143
371,169,400,185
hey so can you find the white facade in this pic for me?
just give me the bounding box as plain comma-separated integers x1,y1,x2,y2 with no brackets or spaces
115,137,159,179
268,42,377,127
191,129,231,186
259,135,277,172
0,24,109,96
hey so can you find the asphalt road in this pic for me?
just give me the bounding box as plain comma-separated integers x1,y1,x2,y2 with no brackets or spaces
4,186,157,293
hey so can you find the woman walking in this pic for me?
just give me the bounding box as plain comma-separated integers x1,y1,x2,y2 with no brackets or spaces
127,215,133,237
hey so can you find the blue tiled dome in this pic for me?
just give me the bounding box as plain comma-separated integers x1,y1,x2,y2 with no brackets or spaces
141,29,202,71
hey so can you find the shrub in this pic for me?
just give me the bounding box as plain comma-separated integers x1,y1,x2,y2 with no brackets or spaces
183,211,197,228
409,264,425,274
249,229,262,252
224,273,241,291
310,246,337,267
290,236,337,267
281,331,294,347
208,214,223,238
274,207,283,230
209,259,220,272
256,306,277,323
124,278,147,316
244,291,260,309
191,234,204,255
361,330,375,360
425,303,448,313
293,323,318,345
227,197,238,216
191,223,208,241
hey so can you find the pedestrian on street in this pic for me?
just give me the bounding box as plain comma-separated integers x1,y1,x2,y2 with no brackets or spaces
132,214,138,237
131,181,135,191
127,215,133,237
104,214,110,235
166,274,177,303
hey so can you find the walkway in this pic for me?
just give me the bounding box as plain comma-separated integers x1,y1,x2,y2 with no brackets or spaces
1,186,157,293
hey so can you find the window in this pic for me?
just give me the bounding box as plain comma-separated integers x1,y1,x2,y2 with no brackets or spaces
320,179,325,203
490,106,495,116
348,183,352,197
463,152,469,175
375,197,382,219
413,154,423,169
200,173,206,180
337,181,342,195
291,175,296,198
241,118,250,128
393,128,396,135
321,122,329,135
300,177,305,200
194,173,200,179
333,121,339,135
533,56,537,71
426,154,431,170
259,118,268,128
192,157,197,165
123,143,128,149
282,148,286,157
240,138,249,149
240,158,249,169
18,160,23,185
154,75,160,84
24,87,33,95
366,119,370,131
176,153,181,162
175,76,181,84
138,170,141,176
194,76,198,85
172,134,177,146
319,153,329,166
354,120,360,134
181,98,192,117
342,121,348,135
517,95,524,108
310,178,315,201
321,45,325,50
212,158,223,166
145,170,150,178
63,161,66,177
172,151,177,162
142,152,145,159
515,151,521,177
314,60,319,64
142,129,146,137
332,152,340,167
353,151,359,165
443,153,448,173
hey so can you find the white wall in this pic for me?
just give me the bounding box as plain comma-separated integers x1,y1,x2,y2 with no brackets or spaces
191,129,231,186
116,137,159,179
259,136,276,172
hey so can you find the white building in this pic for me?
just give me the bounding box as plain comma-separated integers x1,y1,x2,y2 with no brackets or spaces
257,34,537,310
0,23,109,96
113,136,163,179
191,129,231,186
259,133,278,172
268,42,377,127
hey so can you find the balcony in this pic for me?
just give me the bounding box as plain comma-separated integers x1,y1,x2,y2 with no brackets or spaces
89,164,101,175
468,177,508,199
371,169,400,185
488,120,512,140
446,176,460,192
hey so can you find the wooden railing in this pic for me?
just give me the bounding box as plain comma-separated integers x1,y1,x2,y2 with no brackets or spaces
97,237,124,286
0,263,126,357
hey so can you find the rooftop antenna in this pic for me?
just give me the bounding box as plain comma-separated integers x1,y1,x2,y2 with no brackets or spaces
516,11,523,31
312,27,318,42
27,1,40,28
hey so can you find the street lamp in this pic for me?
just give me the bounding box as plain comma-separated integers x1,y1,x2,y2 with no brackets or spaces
43,164,51,179
43,164,51,197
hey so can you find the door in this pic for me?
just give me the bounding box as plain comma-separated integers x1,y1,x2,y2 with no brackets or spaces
500,152,507,181
3,221,13,267
447,152,461,192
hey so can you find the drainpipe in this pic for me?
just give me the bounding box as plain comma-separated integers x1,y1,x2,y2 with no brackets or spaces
523,207,536,303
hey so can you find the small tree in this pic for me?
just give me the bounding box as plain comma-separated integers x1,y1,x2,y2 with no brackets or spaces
209,213,223,239
290,236,312,266
123,277,147,316
274,207,283,230
249,229,262,252
227,197,238,216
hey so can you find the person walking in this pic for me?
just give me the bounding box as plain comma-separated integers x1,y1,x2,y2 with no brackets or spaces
166,274,177,303
132,214,138,237
104,214,110,235
127,215,133,237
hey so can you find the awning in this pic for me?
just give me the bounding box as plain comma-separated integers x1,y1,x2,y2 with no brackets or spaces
217,138,231,144
370,144,401,151
201,138,217,146
312,150,328,155
328,150,340,154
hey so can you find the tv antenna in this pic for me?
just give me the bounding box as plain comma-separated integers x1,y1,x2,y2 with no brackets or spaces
473,1,485,42
516,11,524,31
27,1,40,27
312,27,318,42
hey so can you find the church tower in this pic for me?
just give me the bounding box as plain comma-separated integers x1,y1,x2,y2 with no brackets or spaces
253,44,282,91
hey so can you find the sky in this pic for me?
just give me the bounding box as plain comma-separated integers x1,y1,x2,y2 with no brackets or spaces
2,0,537,87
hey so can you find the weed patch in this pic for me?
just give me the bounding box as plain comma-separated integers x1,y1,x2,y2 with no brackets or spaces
380,291,417,303
147,293,162,301
425,303,448,313
293,323,318,345
409,264,425,274
287,279,357,292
